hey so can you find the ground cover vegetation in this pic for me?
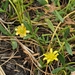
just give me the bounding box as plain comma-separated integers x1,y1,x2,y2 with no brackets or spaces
0,0,75,75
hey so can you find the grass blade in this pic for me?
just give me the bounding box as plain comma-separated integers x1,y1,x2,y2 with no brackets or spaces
54,10,64,22
65,40,73,55
45,18,54,32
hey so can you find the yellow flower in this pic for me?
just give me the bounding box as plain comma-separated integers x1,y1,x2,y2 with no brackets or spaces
15,23,30,37
43,48,59,64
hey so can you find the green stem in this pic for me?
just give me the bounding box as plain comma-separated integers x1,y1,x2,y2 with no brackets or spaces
65,62,75,66
24,0,34,7
9,0,22,23
16,1,22,23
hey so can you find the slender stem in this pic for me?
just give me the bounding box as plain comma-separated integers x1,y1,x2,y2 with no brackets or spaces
9,0,23,23
9,0,20,22
65,62,75,66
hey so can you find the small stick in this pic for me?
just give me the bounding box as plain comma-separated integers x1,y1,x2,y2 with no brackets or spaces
15,37,41,67
0,18,15,24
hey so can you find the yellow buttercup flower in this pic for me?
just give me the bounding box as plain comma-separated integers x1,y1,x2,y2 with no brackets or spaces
15,23,30,37
43,48,59,64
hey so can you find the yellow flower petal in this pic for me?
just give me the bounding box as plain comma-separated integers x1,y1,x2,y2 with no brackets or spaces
15,23,30,37
43,57,47,60
26,30,30,33
16,32,19,35
43,48,59,64
53,51,58,54
55,58,58,61
47,59,51,64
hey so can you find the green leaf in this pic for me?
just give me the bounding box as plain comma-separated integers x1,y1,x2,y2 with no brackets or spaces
54,10,64,22
65,40,73,55
39,59,46,68
23,11,33,32
0,24,10,35
37,0,48,5
23,21,32,32
53,0,60,7
34,27,39,34
52,67,64,74
0,8,6,13
1,0,9,11
23,34,32,39
64,27,70,38
66,66,75,72
58,52,65,65
45,18,54,32
58,26,70,34
11,40,18,50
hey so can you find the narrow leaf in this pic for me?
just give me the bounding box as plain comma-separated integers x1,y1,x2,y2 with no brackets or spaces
23,21,32,32
65,40,72,55
64,27,70,38
0,24,10,35
39,59,46,68
52,67,64,74
58,52,65,65
1,0,9,11
23,34,32,39
11,40,18,50
37,0,48,5
0,8,5,13
54,10,64,22
66,66,75,72
45,18,54,32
